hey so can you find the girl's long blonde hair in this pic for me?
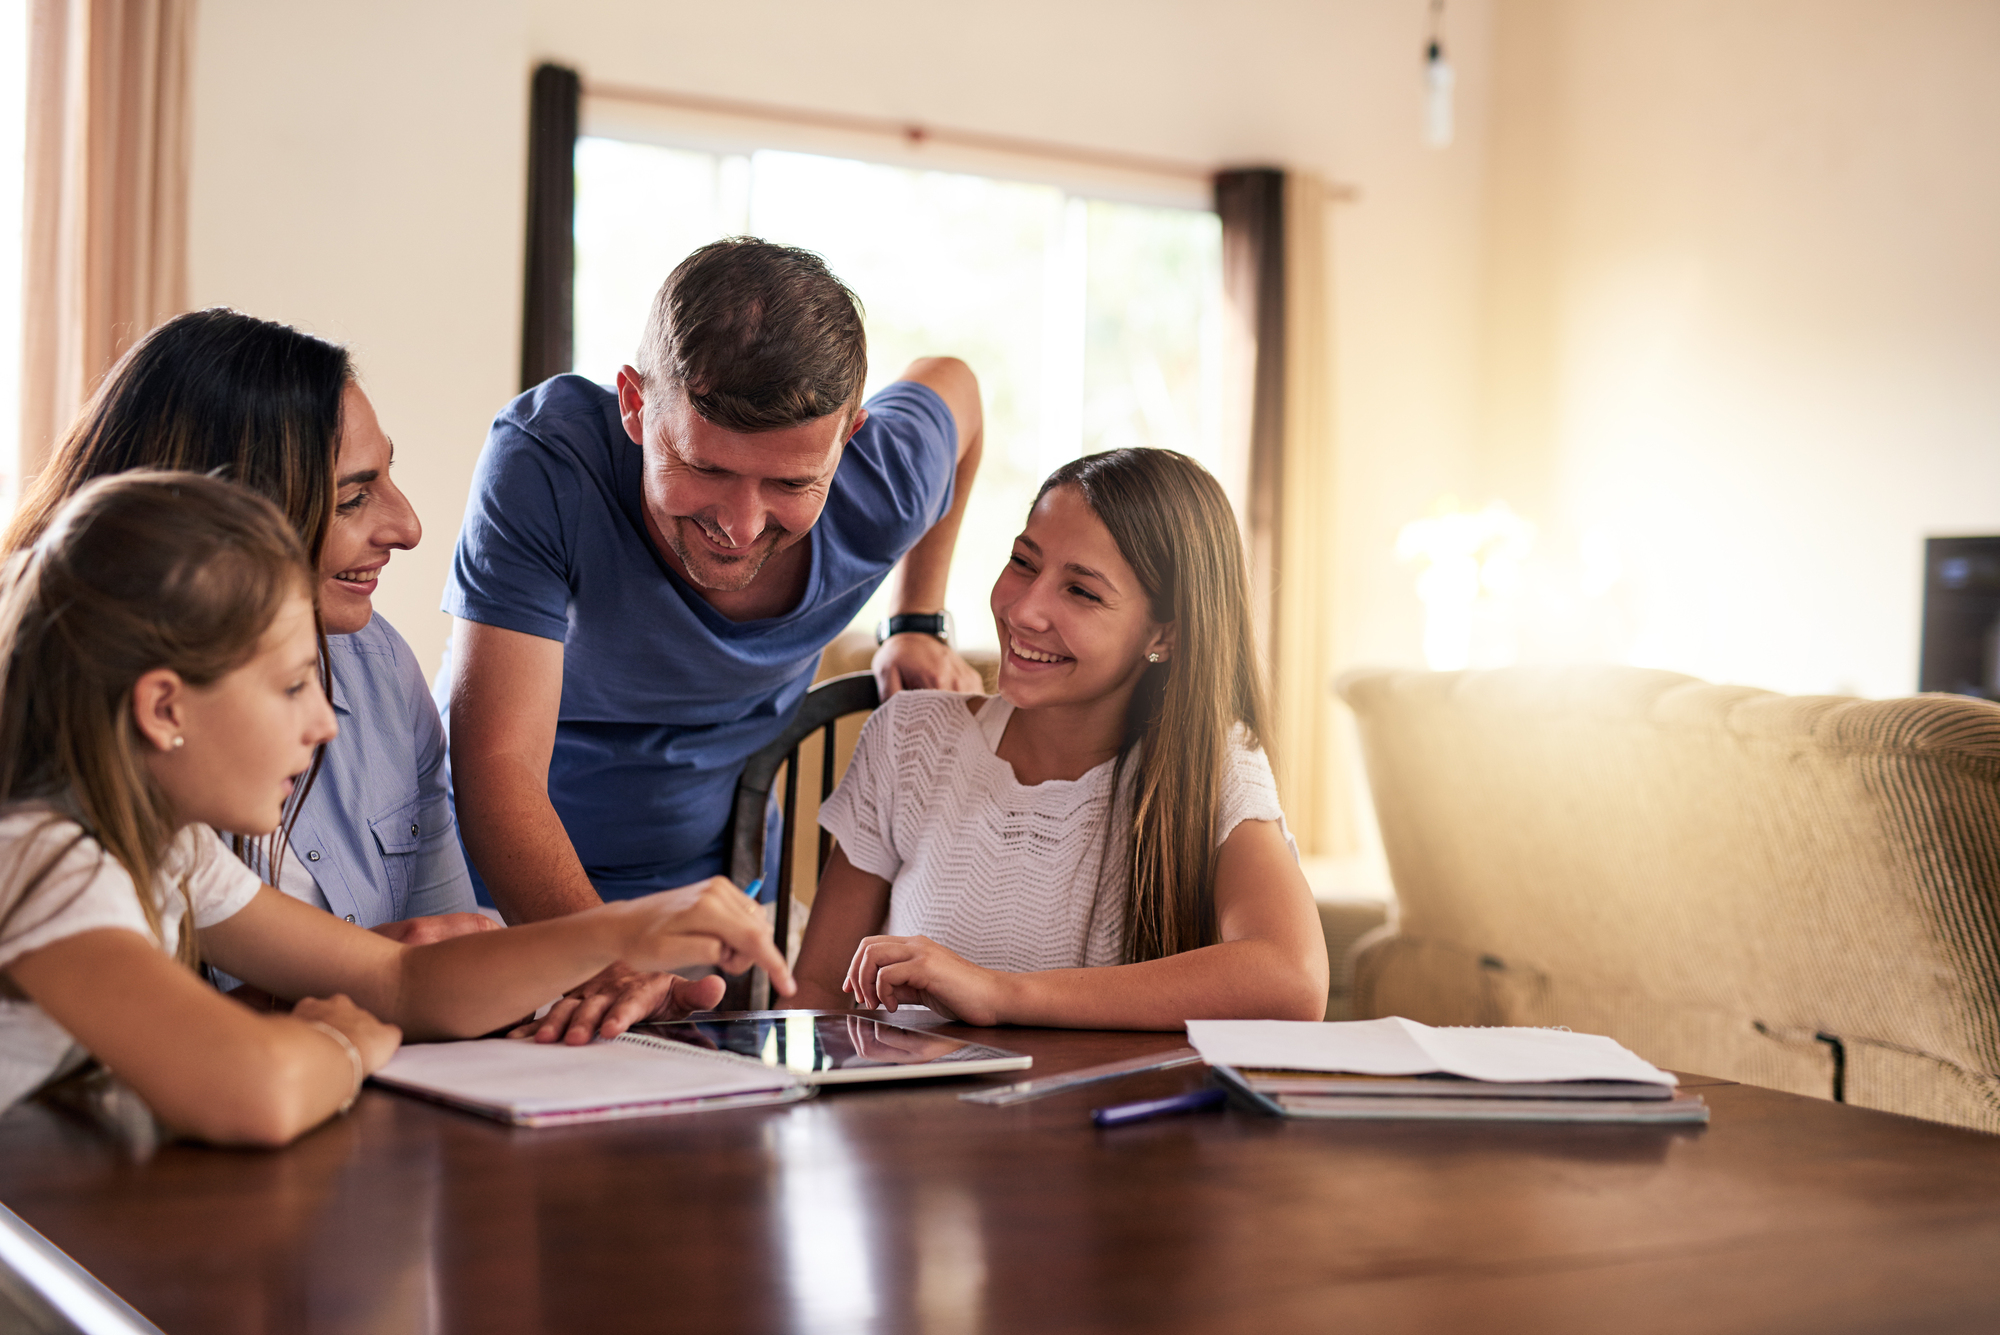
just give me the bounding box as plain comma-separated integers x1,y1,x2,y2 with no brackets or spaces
0,473,315,966
1034,449,1272,964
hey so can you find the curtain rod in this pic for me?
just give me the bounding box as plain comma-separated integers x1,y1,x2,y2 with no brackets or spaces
583,81,1221,185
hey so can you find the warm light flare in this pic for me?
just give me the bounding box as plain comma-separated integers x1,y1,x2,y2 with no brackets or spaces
1396,497,1537,670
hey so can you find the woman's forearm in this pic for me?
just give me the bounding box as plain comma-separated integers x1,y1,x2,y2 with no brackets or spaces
996,939,1328,1030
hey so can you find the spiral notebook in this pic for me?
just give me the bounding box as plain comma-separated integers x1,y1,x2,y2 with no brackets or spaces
371,1032,814,1127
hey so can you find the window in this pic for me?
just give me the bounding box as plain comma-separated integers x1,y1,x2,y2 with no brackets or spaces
572,136,1226,651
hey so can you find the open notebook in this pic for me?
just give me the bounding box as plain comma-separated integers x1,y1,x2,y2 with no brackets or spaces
372,1032,813,1128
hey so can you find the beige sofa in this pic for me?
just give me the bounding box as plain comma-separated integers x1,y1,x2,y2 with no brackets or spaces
1340,666,2000,1133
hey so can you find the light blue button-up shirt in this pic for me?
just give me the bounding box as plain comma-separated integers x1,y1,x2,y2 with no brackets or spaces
276,614,477,925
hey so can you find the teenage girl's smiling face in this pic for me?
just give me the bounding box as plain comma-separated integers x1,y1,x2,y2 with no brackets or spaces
990,484,1173,713
142,593,338,835
320,384,420,635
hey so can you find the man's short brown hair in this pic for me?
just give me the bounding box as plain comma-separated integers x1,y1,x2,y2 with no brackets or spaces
636,237,868,432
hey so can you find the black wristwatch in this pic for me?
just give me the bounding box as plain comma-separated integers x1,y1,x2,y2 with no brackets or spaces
876,611,955,646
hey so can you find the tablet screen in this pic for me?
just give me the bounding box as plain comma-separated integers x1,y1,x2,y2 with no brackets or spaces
632,1013,1032,1084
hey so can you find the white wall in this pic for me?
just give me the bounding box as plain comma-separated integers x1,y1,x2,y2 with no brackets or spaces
187,0,530,676
1479,0,2000,698
185,0,1497,681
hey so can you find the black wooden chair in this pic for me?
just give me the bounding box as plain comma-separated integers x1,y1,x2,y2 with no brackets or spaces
724,670,881,1007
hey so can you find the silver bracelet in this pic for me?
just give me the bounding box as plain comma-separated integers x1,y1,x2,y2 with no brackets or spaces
301,1019,366,1115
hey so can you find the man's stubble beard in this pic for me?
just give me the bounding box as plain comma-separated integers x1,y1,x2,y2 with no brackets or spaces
666,515,787,593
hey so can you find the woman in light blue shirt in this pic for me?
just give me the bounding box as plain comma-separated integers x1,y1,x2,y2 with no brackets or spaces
5,309,489,943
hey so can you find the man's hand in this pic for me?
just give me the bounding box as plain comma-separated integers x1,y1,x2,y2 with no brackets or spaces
370,913,503,946
873,633,983,698
509,961,729,1046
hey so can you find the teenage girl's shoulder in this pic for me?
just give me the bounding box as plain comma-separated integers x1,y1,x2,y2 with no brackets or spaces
857,689,987,760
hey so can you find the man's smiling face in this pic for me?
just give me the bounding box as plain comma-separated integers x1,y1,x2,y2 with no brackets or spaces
619,371,865,595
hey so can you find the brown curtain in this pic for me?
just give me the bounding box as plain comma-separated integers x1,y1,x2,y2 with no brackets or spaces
520,63,580,391
20,0,192,482
1216,167,1349,859
1214,169,1286,665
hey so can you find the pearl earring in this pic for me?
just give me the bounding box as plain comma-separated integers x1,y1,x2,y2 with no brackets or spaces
1146,653,1163,663
170,736,185,750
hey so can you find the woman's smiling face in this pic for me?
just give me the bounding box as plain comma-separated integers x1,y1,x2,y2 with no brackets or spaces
319,384,421,635
989,484,1173,714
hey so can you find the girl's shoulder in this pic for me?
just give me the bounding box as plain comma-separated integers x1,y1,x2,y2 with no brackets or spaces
0,805,93,866
1220,723,1280,786
0,807,129,943
869,688,989,739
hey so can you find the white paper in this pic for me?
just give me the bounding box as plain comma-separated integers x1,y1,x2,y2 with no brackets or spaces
375,1037,797,1117
1185,1017,1676,1087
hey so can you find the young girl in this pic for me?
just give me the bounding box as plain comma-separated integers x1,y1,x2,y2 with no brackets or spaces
0,473,790,1145
791,448,1328,1028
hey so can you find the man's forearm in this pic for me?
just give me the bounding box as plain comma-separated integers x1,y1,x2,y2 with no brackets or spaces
453,755,604,924
887,422,982,613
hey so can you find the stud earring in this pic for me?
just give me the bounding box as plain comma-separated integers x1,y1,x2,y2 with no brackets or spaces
1146,653,1163,663
170,736,185,750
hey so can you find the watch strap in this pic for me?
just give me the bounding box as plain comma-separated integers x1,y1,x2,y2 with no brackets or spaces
877,612,951,645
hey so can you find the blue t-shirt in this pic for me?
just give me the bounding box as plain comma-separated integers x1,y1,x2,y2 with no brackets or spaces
440,375,956,900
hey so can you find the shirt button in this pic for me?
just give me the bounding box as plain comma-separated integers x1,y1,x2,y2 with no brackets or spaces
306,850,321,862
410,823,420,836
344,914,356,924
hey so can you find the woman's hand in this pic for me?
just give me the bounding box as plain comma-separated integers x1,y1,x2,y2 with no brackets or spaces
616,878,796,997
292,993,402,1074
844,935,1010,1027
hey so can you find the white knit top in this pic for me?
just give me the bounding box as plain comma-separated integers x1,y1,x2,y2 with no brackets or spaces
818,691,1295,972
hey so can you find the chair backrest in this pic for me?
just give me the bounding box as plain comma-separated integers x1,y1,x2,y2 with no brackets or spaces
728,671,880,1002
1341,664,2000,1131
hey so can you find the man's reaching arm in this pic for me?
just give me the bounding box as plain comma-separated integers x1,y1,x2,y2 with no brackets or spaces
446,617,601,924
873,357,985,697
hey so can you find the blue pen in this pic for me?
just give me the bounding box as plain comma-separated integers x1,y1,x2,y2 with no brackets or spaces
745,878,763,898
1091,1086,1227,1128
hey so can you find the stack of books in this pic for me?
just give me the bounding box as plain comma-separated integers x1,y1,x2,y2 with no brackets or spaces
1187,1017,1709,1124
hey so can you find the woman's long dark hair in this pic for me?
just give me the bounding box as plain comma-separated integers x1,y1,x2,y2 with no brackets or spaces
3,308,353,882
1033,448,1271,964
5,308,351,564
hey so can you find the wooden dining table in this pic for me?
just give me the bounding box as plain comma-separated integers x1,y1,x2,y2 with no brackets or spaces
2,1010,2000,1334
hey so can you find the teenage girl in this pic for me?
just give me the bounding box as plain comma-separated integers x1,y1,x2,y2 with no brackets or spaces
791,448,1328,1027
0,473,791,1145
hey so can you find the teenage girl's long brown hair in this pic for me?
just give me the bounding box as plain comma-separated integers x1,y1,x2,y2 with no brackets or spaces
1035,449,1271,963
0,473,317,965
4,308,352,882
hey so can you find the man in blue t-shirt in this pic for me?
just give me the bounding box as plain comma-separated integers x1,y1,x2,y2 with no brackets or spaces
440,238,983,1038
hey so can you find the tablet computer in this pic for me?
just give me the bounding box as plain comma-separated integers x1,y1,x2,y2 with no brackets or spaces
632,1011,1032,1085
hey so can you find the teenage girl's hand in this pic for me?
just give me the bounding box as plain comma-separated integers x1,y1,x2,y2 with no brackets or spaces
844,935,1009,1027
615,878,796,998
292,994,403,1074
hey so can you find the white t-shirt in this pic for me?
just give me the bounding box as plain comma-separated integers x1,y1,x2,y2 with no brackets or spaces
0,807,263,1111
819,691,1296,972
